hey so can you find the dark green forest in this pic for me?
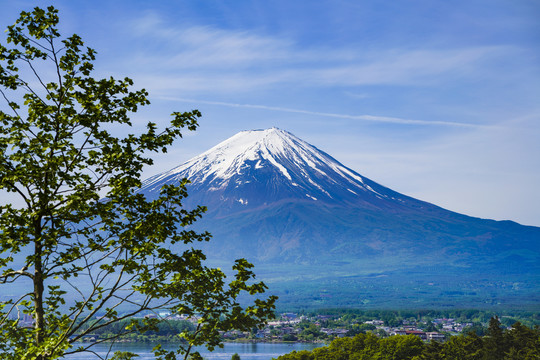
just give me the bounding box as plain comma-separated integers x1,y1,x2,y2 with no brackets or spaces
276,317,539,360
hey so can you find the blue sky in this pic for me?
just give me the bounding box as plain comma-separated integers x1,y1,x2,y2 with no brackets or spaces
1,1,539,226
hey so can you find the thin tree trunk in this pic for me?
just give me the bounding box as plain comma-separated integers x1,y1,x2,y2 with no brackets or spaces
34,220,46,360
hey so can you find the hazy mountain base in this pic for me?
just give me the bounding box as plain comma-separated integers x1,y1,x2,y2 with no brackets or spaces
5,213,534,313
3,262,536,313
215,259,540,311
265,271,540,311
188,199,539,310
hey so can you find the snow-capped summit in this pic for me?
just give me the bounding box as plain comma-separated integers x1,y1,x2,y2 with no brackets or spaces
141,128,398,207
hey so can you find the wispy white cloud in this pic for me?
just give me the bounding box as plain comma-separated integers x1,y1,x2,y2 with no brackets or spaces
129,46,513,97
343,91,371,100
158,96,494,128
308,47,506,86
128,12,293,68
120,12,517,95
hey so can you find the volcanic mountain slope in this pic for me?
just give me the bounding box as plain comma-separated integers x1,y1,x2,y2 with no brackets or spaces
140,128,539,275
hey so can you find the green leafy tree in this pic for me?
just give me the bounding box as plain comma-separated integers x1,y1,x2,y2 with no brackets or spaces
372,335,424,360
276,350,314,360
413,340,443,360
482,316,505,360
461,324,486,336
0,6,275,360
346,323,377,337
278,333,423,360
300,324,324,340
278,322,540,360
231,353,241,360
502,322,540,360
423,321,437,332
438,333,483,360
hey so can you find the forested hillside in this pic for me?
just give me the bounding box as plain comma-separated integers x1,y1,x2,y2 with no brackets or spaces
276,317,539,360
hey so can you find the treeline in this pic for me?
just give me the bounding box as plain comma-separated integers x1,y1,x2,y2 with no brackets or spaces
299,309,540,327
77,318,195,341
276,317,539,360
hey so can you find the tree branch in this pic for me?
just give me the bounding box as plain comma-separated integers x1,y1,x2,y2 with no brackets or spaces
0,265,33,283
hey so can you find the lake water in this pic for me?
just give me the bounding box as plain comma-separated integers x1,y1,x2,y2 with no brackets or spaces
66,342,324,360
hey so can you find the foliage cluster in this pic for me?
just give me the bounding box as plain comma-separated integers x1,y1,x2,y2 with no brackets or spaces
276,317,540,360
0,6,275,360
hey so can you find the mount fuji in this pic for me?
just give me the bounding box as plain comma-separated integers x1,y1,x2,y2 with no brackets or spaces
140,128,540,309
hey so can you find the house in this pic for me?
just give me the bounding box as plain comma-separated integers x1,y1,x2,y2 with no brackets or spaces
282,313,298,320
405,330,427,340
321,328,349,338
365,320,384,326
426,332,446,342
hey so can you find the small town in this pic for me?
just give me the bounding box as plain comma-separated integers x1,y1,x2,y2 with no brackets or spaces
10,310,487,344
133,311,499,344
221,313,476,343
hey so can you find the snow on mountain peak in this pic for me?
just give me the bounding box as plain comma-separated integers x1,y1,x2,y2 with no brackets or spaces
141,128,388,202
